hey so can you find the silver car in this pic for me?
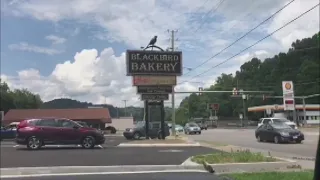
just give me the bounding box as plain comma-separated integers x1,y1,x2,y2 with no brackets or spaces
184,123,201,135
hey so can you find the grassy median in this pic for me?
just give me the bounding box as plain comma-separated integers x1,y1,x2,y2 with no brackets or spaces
191,149,277,164
222,171,314,180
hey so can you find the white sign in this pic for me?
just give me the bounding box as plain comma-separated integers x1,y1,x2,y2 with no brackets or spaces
210,116,218,120
282,81,295,110
239,114,243,119
266,109,272,115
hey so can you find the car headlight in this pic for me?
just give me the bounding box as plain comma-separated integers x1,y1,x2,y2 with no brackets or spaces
129,129,134,132
280,132,289,136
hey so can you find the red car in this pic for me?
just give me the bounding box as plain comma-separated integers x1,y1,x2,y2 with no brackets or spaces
15,118,105,150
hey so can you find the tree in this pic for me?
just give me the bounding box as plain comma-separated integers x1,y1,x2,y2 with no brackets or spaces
176,32,320,120
0,79,43,114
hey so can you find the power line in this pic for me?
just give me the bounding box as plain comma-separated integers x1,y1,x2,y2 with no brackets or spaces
180,3,319,84
184,0,296,76
193,0,226,33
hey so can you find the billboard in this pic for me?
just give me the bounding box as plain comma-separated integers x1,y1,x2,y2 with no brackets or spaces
126,50,182,76
132,75,176,86
137,85,172,94
141,94,169,100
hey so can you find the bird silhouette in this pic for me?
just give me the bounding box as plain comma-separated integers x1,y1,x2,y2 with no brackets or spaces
147,36,157,47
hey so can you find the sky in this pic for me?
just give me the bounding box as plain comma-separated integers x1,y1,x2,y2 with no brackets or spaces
0,0,319,108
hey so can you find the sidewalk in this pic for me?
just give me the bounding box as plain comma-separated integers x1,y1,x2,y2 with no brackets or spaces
117,136,201,147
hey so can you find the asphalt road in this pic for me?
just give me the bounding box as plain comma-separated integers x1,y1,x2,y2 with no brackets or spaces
1,172,222,180
0,136,217,168
189,129,319,158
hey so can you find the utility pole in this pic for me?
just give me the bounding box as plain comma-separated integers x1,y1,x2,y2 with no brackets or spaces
168,29,178,137
123,100,127,117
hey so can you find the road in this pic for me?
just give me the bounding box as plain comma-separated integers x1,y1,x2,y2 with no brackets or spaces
1,172,221,180
188,129,319,158
0,136,217,168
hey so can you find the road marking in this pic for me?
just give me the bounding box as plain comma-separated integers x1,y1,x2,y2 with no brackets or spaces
97,145,103,149
0,170,207,178
158,149,184,153
13,145,19,148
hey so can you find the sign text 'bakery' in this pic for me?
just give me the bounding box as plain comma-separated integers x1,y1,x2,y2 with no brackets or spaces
126,50,182,75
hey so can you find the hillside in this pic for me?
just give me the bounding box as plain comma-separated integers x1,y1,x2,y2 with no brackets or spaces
175,32,320,124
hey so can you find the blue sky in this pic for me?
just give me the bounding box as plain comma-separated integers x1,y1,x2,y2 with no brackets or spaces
0,0,318,107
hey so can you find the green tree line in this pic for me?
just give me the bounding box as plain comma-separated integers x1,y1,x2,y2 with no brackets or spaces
175,32,320,125
0,79,43,114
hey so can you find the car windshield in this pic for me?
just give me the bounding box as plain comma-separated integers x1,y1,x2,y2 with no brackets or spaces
76,121,87,127
175,125,183,128
189,123,199,127
273,118,289,123
271,123,292,129
135,121,145,128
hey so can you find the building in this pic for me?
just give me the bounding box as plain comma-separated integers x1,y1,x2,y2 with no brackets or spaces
248,104,320,125
110,117,134,131
3,108,112,129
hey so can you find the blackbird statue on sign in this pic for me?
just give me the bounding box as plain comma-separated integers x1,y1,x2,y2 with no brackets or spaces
147,36,157,48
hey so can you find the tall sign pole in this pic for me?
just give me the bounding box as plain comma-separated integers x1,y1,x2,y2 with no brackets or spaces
282,81,296,123
126,34,182,139
170,29,178,137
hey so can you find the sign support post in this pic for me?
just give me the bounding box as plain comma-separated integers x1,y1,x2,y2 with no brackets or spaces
160,100,165,139
144,100,149,139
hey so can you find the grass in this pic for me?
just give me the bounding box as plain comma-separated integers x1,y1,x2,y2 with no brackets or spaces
221,171,314,180
191,149,277,164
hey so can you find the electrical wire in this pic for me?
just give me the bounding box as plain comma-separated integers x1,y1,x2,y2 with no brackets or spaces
180,3,319,84
193,0,226,33
183,0,296,76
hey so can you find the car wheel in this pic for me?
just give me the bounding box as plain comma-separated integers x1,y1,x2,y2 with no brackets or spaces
198,131,202,134
133,132,141,140
257,135,262,142
81,136,95,149
296,140,302,144
158,132,164,139
27,136,42,150
205,128,207,130
274,136,280,144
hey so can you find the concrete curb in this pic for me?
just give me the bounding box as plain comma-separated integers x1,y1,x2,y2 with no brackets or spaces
187,155,301,174
117,143,201,147
0,165,206,178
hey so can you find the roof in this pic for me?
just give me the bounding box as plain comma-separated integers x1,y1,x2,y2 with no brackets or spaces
3,108,111,123
248,104,320,112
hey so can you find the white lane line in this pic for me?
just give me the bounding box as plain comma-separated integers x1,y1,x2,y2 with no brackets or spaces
0,170,207,178
13,145,19,148
97,145,103,149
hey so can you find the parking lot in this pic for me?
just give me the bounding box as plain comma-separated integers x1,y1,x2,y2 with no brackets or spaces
0,135,217,168
188,128,319,158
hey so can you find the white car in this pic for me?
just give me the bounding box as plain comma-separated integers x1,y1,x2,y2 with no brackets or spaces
258,118,298,129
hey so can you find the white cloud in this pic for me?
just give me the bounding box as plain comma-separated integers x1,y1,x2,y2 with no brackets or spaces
8,42,63,55
267,0,319,48
45,35,66,44
1,0,319,107
1,48,193,107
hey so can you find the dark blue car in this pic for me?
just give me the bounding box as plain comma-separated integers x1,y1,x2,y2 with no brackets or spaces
0,126,17,140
